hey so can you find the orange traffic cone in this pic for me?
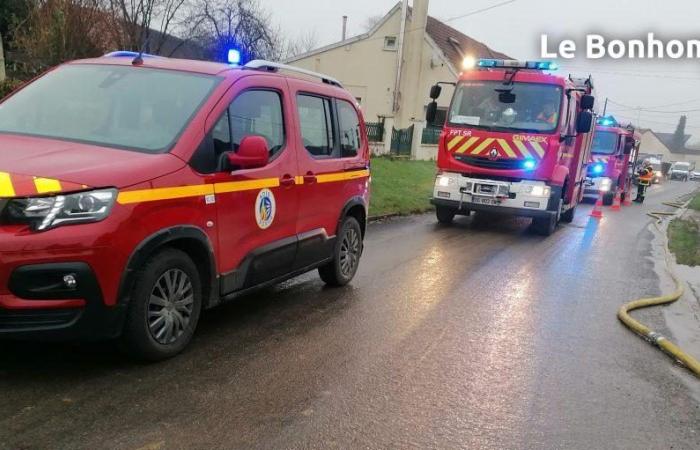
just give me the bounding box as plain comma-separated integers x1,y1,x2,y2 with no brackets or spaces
590,191,604,219
611,190,621,211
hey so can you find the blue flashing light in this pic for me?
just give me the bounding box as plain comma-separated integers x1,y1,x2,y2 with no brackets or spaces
592,163,605,175
598,116,616,127
227,49,241,65
477,59,498,68
523,159,537,170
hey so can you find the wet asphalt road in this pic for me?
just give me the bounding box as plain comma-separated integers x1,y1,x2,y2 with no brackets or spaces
2,181,700,450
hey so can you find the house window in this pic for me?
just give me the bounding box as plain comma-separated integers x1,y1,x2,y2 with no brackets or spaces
384,36,397,51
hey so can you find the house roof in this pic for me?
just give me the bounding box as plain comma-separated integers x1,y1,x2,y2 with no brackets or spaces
652,132,700,155
285,2,508,68
422,12,509,69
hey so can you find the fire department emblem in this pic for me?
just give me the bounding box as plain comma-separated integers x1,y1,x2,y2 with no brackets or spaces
255,188,276,229
488,148,499,160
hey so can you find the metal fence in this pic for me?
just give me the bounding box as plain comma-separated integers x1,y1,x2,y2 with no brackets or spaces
421,126,441,145
366,121,385,142
390,125,413,156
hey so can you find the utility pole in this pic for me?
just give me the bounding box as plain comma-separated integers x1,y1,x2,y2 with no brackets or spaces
602,97,608,116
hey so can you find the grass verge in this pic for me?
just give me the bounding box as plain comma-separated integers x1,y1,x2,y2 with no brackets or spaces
688,191,700,211
370,157,435,217
669,218,700,266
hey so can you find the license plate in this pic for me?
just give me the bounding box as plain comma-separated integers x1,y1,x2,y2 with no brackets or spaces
472,196,499,206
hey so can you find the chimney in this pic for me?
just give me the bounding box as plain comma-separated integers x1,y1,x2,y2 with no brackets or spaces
342,16,348,41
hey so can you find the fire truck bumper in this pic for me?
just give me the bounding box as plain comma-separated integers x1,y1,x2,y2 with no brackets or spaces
432,172,560,218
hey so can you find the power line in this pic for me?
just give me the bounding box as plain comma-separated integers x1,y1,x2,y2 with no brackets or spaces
446,0,518,22
607,99,700,114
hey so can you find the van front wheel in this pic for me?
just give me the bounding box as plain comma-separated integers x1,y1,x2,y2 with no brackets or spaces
119,248,202,361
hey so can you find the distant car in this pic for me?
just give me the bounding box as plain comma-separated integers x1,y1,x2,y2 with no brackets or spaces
691,171,700,181
670,162,692,181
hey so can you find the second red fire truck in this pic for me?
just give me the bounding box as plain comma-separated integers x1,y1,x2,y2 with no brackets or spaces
584,116,640,204
427,59,596,235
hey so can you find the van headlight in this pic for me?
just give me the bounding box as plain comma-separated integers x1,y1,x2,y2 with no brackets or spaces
2,188,117,231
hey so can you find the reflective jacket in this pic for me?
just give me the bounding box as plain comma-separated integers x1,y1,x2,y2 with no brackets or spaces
638,167,654,185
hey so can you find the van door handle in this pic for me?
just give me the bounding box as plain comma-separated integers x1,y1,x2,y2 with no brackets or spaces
303,172,317,184
280,175,295,187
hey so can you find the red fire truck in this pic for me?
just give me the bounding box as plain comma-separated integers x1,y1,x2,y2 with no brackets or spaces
427,59,596,235
584,117,640,205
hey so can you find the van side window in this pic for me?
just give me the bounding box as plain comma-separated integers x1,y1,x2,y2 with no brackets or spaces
229,90,285,157
297,94,336,157
337,100,361,158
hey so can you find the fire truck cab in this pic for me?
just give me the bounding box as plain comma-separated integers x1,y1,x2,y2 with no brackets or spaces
584,117,639,205
427,59,596,236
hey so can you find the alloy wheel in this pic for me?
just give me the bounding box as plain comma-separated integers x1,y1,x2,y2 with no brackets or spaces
147,269,194,345
339,227,360,277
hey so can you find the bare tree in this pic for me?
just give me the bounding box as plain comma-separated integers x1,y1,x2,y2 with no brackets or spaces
12,0,105,72
188,0,280,62
281,29,319,60
362,14,383,32
103,0,191,54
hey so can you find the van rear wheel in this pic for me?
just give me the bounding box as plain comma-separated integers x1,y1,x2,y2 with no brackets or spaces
119,248,202,361
319,216,363,287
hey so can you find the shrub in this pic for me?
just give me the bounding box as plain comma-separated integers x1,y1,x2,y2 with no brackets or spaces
0,78,24,99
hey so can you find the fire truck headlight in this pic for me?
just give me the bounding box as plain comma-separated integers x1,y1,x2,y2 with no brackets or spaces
530,186,551,197
655,171,662,177
599,178,613,192
4,188,117,232
436,175,452,187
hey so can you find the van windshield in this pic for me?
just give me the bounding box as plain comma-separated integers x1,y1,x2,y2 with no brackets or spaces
0,64,220,153
592,131,618,154
448,81,562,133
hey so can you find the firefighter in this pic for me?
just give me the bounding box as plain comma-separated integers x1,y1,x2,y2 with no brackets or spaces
536,99,558,125
635,159,654,203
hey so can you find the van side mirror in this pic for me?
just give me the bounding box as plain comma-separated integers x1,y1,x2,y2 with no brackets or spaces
227,136,269,170
581,94,595,110
426,101,438,124
429,84,442,100
576,111,593,133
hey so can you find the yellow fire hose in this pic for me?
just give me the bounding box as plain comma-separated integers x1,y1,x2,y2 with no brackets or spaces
617,200,700,378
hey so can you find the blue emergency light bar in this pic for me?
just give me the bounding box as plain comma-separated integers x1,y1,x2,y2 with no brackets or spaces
477,59,558,71
592,163,605,174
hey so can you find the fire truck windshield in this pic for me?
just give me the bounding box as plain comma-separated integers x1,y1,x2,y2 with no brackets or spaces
592,131,618,154
448,81,562,133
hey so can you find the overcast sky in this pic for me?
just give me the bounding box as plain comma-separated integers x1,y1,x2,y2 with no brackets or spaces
265,0,700,141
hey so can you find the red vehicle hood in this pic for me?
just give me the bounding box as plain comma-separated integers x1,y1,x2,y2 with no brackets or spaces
0,134,185,197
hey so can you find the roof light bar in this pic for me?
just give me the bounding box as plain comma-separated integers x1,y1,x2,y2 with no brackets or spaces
597,116,618,127
104,51,161,59
477,59,558,71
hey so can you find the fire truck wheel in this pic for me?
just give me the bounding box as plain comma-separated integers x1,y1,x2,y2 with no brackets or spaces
319,216,363,287
532,215,557,236
603,192,614,206
119,248,203,361
435,206,456,224
560,205,576,223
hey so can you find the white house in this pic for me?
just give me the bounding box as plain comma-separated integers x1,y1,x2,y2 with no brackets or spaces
286,0,508,159
639,129,700,168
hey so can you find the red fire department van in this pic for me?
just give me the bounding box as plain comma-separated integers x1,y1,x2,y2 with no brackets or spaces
427,59,595,235
584,117,639,205
0,52,370,360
